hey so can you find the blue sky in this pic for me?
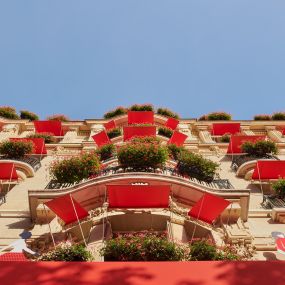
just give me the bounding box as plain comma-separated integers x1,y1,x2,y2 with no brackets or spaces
0,1,284,120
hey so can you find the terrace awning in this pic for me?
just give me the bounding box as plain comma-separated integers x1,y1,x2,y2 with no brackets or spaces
0,163,18,180
165,118,179,130
92,130,111,147
211,123,241,136
104,120,116,131
0,253,27,261
128,111,154,125
123,126,156,141
10,138,47,155
34,121,64,136
107,185,170,208
188,193,230,224
252,160,285,180
227,135,266,154
45,194,88,225
276,238,285,255
168,131,187,146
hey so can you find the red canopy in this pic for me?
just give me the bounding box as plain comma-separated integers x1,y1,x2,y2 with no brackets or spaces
227,135,266,154
123,126,156,141
168,131,187,146
92,130,111,147
282,129,285,136
34,121,64,136
0,253,27,262
45,194,88,225
165,118,179,130
104,120,116,131
10,138,47,155
107,185,170,208
128,111,154,125
188,193,230,224
211,123,241,136
276,238,285,255
252,160,285,180
0,163,18,180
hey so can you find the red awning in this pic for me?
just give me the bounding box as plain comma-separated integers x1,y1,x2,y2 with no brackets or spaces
123,126,156,141
45,194,88,225
276,238,285,255
34,121,64,136
252,160,285,180
128,111,154,125
10,138,47,155
104,120,116,131
211,123,241,136
0,163,18,180
168,131,187,146
188,193,230,224
92,130,111,147
227,135,266,154
107,185,170,208
165,118,179,130
0,253,27,261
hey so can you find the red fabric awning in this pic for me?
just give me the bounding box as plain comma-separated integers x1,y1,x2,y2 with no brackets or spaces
252,160,285,180
128,111,154,125
168,131,187,146
0,253,27,262
165,118,179,130
211,123,241,136
10,138,47,155
227,135,266,154
276,238,285,255
107,185,170,208
45,194,88,225
0,163,18,180
104,120,116,131
34,121,64,136
123,126,156,141
188,193,230,224
92,130,111,147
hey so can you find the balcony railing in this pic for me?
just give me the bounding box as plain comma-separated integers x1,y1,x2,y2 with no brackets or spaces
0,156,41,171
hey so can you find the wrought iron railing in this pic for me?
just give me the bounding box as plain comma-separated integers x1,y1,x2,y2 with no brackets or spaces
0,156,41,171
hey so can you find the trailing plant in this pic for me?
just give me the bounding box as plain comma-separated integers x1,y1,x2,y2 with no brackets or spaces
27,133,56,144
272,112,285,120
50,152,100,183
241,140,277,157
20,110,39,121
46,114,69,122
167,144,186,161
0,106,19,120
104,107,128,119
199,112,232,121
129,104,154,111
272,179,285,199
117,137,168,169
0,140,34,159
38,242,93,261
254,114,272,121
157,108,180,119
129,123,153,127
220,133,231,143
177,151,219,182
158,127,173,138
96,144,116,161
107,127,122,139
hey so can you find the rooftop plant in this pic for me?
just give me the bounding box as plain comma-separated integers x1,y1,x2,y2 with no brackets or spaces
241,140,277,157
0,140,34,159
96,144,116,161
220,133,231,143
50,152,100,183
157,108,180,119
20,110,39,121
46,114,70,122
272,179,285,199
272,112,285,120
199,112,232,121
129,104,154,111
104,106,128,119
158,126,173,138
254,114,272,121
27,133,56,144
0,106,19,120
107,127,122,139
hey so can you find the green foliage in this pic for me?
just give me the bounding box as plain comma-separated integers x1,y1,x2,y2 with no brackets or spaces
0,140,33,159
46,114,69,122
157,108,180,119
20,110,39,121
0,106,19,120
50,152,101,183
158,127,173,138
27,133,56,144
220,133,231,143
104,107,128,119
107,128,122,139
199,112,232,121
177,151,219,182
129,104,154,111
167,144,186,161
254,114,272,121
272,112,285,120
101,233,184,261
96,144,116,161
38,243,93,261
273,179,285,199
117,137,168,169
241,140,277,157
